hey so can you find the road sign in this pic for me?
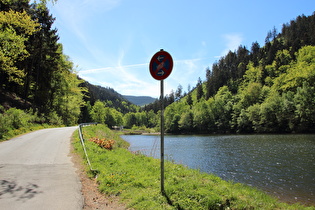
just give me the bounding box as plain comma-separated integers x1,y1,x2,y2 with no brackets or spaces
149,49,173,195
149,50,173,80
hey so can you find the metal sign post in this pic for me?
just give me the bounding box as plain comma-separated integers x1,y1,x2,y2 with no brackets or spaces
149,49,173,195
160,79,165,194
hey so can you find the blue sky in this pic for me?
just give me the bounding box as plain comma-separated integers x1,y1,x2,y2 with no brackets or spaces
47,0,314,97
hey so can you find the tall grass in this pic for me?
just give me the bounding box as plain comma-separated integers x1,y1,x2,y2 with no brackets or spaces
73,124,314,210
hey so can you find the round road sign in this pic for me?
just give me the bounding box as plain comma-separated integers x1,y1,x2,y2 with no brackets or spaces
149,50,173,80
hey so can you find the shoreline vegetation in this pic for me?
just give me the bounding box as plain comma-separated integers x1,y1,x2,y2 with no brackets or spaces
73,124,314,209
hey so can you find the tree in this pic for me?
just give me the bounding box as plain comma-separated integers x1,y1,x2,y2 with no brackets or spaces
167,89,175,104
259,93,283,133
211,86,233,132
169,114,180,133
124,112,137,128
238,82,262,109
175,84,183,101
23,4,61,111
293,82,315,132
243,62,263,85
196,77,204,101
250,41,261,66
146,110,157,128
236,108,252,133
186,93,193,106
273,46,315,92
104,107,115,128
90,100,106,124
247,104,261,133
179,111,194,132
193,100,212,132
111,109,123,126
0,9,39,88
205,68,212,99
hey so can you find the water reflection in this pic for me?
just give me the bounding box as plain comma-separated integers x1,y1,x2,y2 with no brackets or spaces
122,134,315,205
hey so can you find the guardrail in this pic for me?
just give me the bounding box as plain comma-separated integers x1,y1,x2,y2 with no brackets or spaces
78,123,98,172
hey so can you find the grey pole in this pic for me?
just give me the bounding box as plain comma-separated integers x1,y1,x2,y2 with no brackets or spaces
160,79,165,195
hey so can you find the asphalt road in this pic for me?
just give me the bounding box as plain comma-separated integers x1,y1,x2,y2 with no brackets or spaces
0,127,83,210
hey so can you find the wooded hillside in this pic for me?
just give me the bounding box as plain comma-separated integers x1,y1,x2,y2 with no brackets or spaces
161,13,315,134
0,0,137,140
0,0,86,126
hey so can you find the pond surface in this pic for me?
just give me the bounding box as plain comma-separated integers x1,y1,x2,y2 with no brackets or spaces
122,134,315,205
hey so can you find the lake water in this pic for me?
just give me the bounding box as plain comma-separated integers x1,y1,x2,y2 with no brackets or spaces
121,134,315,205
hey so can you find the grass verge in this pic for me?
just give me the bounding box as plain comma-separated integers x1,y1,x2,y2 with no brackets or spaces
73,124,314,210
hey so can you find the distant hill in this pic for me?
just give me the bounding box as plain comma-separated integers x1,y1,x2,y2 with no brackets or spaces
123,95,156,106
79,80,137,112
79,80,156,107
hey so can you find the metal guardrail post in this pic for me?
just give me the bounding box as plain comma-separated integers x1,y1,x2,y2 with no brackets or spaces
78,123,98,172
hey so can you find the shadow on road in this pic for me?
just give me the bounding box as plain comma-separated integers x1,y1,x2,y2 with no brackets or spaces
0,180,42,201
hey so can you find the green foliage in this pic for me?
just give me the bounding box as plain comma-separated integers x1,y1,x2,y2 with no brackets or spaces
294,82,315,132
153,13,313,134
243,62,263,84
0,1,85,126
276,46,315,92
0,107,60,141
81,82,137,115
178,110,193,132
123,112,137,128
193,100,212,132
0,9,39,85
159,43,315,134
90,100,106,124
123,110,157,129
73,125,311,209
47,111,63,125
89,100,125,128
196,77,204,101
51,57,86,125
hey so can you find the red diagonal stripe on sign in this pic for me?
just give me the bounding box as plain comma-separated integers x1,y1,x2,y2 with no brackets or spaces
154,54,170,73
156,61,165,71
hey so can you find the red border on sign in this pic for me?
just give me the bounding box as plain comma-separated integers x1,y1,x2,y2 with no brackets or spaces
149,50,173,80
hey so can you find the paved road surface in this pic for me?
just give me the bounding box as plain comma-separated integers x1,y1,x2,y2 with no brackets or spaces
0,127,83,210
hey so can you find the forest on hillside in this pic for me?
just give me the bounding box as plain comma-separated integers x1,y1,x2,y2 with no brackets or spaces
1,0,314,139
138,12,315,134
87,12,315,134
0,0,137,140
0,0,85,126
176,15,315,133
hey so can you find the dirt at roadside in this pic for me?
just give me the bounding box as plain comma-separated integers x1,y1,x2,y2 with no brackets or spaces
70,144,127,210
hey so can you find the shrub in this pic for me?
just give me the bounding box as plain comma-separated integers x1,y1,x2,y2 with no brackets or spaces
88,137,115,150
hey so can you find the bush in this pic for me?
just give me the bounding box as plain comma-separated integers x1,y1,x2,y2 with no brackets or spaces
5,108,34,129
48,111,64,125
0,108,35,140
0,113,8,139
0,108,56,141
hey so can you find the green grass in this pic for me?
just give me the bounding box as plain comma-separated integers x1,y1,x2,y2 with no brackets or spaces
73,124,314,210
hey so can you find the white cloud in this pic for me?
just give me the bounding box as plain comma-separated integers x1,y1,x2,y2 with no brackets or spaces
78,61,160,96
79,63,148,75
78,57,206,97
216,33,243,58
50,0,122,52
